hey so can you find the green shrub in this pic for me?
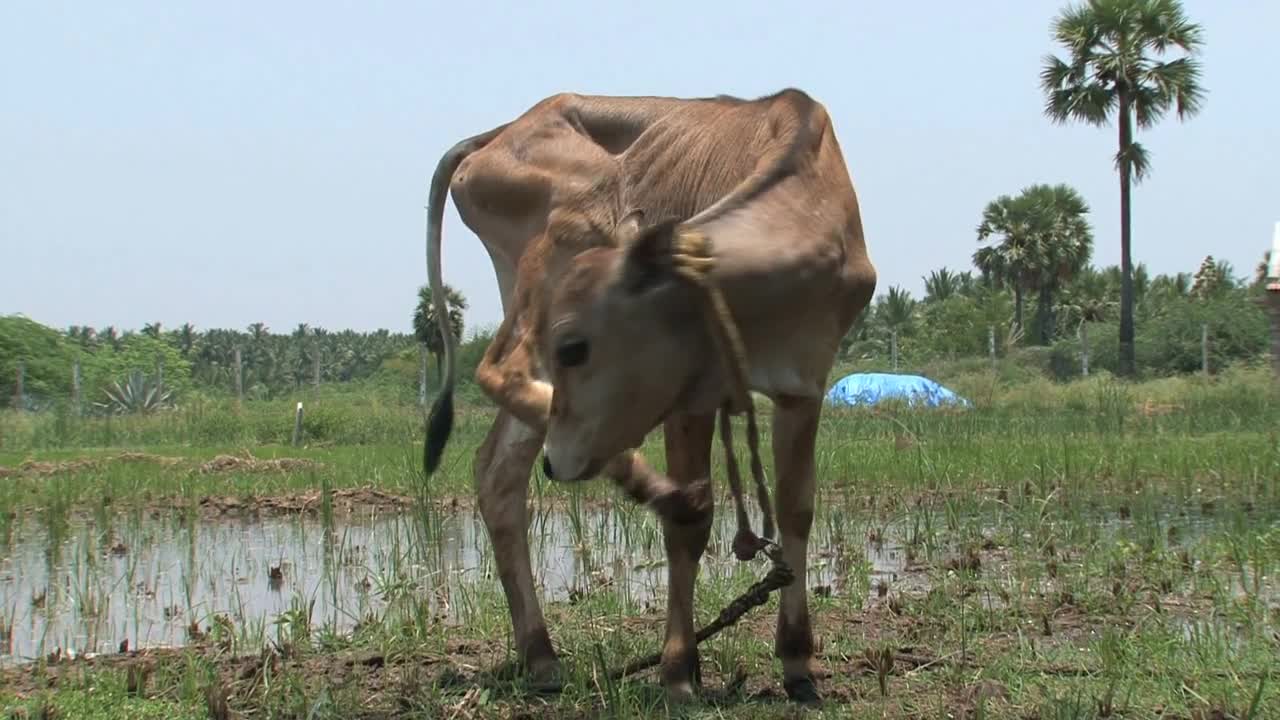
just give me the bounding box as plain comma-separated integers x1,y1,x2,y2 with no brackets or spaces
0,315,77,409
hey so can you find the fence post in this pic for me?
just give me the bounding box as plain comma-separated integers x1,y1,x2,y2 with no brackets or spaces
890,330,899,372
292,402,304,447
155,353,164,389
1201,323,1209,375
72,359,82,415
988,325,996,370
233,347,244,404
13,361,24,411
418,343,428,407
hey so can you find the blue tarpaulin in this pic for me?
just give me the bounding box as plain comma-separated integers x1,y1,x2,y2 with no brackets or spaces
825,372,971,409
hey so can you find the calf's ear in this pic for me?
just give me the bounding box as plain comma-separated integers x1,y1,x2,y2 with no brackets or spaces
619,217,680,295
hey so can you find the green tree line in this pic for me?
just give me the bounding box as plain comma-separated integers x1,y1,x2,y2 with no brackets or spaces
3,241,1272,414
0,283,476,412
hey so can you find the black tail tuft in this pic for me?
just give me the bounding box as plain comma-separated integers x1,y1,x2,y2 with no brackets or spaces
423,389,454,476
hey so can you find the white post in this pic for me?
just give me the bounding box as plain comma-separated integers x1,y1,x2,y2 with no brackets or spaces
988,325,996,369
292,402,304,447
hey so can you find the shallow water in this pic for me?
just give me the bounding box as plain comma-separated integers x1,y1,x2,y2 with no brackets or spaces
0,501,905,664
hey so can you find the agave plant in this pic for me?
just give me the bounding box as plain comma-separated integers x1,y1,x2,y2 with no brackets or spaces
94,370,173,415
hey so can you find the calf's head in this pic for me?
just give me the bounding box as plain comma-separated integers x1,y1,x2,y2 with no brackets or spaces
539,212,709,483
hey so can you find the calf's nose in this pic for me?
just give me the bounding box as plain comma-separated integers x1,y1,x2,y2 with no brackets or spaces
541,454,555,480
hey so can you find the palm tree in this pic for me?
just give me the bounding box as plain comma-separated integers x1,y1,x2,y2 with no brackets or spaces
974,183,1093,345
869,286,916,369
923,268,963,304
1040,0,1206,375
1148,269,1189,299
1025,184,1094,344
974,193,1034,334
413,283,468,384
174,323,197,358
66,326,97,350
101,326,121,352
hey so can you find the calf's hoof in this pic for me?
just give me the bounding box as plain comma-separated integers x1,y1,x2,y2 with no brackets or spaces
663,680,699,706
783,674,822,705
660,647,703,704
521,656,564,694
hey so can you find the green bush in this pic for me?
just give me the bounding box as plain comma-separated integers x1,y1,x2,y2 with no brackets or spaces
0,315,77,409
1136,291,1267,376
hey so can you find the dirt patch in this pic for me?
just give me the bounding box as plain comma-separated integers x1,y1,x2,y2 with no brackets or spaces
0,450,324,480
197,487,414,517
197,450,323,475
0,452,185,479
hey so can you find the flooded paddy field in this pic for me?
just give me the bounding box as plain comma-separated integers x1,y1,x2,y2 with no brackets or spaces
0,500,911,666
1,392,1279,718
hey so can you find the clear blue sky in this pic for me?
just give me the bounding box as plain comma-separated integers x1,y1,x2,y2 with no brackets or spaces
3,1,1275,337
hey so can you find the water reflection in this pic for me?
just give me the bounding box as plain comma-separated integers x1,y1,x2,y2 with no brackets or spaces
0,502,904,664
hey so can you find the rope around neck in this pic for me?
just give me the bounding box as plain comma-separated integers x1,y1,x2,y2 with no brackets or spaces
669,227,776,553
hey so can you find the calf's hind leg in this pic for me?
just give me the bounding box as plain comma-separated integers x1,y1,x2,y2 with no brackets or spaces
771,394,823,703
473,409,560,687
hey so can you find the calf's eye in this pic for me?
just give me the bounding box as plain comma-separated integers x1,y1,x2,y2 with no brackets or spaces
556,337,590,368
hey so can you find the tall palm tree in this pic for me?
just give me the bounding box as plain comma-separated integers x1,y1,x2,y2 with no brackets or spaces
413,283,468,383
1040,0,1206,375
